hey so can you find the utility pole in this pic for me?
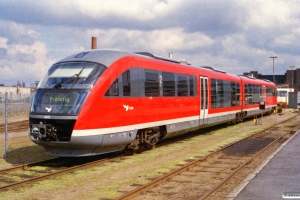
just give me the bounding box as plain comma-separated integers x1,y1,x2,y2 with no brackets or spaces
270,56,277,83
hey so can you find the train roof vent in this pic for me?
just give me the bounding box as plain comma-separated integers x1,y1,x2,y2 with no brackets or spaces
259,79,272,82
239,75,256,79
200,66,226,73
74,51,89,58
180,60,191,65
134,52,180,64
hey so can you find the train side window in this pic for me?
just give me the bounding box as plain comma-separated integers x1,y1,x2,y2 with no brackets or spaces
211,78,217,108
236,83,240,106
210,78,224,108
178,75,188,96
266,86,270,96
162,72,175,96
145,71,160,96
105,79,119,96
223,81,231,107
231,82,236,106
273,87,277,96
189,76,196,96
217,79,224,108
253,85,260,104
122,70,131,96
245,84,252,105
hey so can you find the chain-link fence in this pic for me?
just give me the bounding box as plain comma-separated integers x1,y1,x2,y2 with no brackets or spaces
0,93,33,158
0,93,33,116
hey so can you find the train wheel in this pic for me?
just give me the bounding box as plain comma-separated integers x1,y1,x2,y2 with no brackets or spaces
125,137,140,154
145,143,156,150
145,134,159,149
123,147,136,155
236,112,244,123
231,117,237,125
240,112,245,122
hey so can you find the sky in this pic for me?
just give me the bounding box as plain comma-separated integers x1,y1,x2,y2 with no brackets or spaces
1,0,300,86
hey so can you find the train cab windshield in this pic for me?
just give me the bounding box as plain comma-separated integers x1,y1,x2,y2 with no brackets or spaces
38,62,106,89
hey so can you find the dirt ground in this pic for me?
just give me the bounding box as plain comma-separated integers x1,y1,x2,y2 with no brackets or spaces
0,109,298,200
0,113,29,124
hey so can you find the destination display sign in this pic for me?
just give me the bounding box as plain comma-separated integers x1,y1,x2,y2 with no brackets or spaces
42,93,78,105
31,91,88,114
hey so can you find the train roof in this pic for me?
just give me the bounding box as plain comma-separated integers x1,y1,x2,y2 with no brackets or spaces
132,52,241,79
56,50,132,67
239,75,276,85
56,50,264,82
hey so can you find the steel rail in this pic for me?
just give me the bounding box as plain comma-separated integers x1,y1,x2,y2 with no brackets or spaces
0,155,123,191
199,130,290,199
0,158,62,173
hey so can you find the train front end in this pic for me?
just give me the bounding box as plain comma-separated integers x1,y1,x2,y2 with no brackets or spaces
29,56,107,156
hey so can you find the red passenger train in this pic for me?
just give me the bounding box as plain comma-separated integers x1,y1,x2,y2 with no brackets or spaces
29,50,277,156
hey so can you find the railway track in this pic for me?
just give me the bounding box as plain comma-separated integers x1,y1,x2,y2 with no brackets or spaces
0,120,28,133
0,117,261,192
0,114,298,198
116,115,300,200
0,153,125,191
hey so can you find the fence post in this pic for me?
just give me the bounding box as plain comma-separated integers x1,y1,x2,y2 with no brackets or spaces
4,92,8,158
18,93,20,115
1,94,3,115
10,92,12,114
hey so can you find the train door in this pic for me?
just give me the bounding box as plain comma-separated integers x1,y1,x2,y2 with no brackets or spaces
200,76,208,125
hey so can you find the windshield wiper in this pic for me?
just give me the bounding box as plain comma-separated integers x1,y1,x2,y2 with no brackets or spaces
71,65,86,88
53,76,74,89
53,65,86,89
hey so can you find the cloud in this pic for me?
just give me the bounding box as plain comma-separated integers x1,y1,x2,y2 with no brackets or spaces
0,20,39,46
86,28,214,53
1,0,300,85
0,0,248,34
0,21,54,85
0,1,174,29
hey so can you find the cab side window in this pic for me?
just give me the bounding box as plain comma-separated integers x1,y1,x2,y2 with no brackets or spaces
122,70,131,96
105,79,119,96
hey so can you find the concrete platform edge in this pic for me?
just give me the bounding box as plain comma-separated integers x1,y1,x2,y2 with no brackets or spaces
225,129,300,200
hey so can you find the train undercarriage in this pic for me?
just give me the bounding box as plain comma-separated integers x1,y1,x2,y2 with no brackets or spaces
125,126,167,153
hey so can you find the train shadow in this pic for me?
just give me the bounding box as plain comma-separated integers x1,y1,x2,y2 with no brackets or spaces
4,145,54,165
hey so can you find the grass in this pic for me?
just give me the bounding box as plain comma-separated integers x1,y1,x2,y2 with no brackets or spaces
284,123,295,127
